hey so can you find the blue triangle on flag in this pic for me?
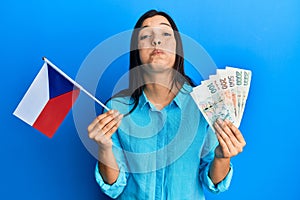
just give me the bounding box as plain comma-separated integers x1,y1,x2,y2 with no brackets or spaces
47,64,76,99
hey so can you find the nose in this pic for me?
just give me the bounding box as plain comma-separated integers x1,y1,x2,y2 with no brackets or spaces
152,41,161,45
151,36,161,46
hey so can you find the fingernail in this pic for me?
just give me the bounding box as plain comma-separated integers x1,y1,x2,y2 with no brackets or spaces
113,110,119,116
213,123,218,129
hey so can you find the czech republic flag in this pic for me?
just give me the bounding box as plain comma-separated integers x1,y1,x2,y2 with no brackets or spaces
13,61,80,138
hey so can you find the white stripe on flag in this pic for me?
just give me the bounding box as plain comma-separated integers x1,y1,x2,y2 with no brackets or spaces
13,63,49,125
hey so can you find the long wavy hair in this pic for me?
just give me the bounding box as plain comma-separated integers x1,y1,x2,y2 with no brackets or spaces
112,10,194,115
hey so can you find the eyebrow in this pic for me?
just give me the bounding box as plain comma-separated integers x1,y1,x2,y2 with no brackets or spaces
160,22,171,27
141,22,172,29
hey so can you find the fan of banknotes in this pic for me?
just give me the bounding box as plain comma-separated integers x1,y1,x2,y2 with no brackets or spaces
190,66,252,129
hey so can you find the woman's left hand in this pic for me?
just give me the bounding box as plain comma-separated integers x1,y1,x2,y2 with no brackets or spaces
213,119,246,158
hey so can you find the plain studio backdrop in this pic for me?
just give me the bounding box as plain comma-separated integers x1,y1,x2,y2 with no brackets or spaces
1,1,299,199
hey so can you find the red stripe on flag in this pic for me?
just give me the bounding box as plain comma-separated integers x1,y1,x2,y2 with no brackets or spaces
33,89,80,138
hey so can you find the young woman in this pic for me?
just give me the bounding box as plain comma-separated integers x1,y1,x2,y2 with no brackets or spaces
88,10,246,199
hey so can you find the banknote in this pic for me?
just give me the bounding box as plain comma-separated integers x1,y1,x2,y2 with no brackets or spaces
239,68,252,122
225,66,252,125
207,75,236,123
191,77,234,130
190,84,216,129
216,69,236,124
191,66,251,129
224,69,238,123
226,67,242,124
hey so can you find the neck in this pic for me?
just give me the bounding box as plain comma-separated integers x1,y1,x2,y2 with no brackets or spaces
144,83,179,110
141,67,181,110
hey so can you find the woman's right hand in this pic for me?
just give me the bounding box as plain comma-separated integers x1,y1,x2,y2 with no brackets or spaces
88,110,123,151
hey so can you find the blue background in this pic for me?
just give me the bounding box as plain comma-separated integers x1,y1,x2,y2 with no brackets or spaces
1,0,299,199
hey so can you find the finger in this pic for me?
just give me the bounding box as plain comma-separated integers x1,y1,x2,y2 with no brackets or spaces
105,114,123,138
214,121,238,155
215,120,245,156
96,111,120,132
88,125,103,140
87,117,102,133
87,110,116,133
88,118,103,139
97,110,117,121
225,119,246,146
88,111,118,139
215,130,230,157
89,114,114,139
102,114,123,136
215,119,239,145
91,112,122,140
94,131,111,145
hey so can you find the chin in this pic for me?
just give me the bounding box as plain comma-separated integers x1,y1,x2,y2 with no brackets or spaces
142,63,172,73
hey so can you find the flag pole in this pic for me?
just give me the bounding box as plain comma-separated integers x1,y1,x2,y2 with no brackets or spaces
42,57,110,111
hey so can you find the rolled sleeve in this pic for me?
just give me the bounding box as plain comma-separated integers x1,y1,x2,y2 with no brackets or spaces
201,162,233,193
95,162,127,199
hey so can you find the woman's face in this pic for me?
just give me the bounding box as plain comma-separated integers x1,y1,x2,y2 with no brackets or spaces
138,15,176,71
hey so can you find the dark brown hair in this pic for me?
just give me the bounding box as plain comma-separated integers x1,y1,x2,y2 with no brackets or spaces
112,10,194,115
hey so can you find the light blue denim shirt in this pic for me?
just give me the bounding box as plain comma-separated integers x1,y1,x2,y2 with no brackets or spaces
95,84,233,200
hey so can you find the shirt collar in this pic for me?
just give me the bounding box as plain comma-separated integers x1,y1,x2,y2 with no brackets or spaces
139,83,193,110
140,90,150,109
173,83,193,109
